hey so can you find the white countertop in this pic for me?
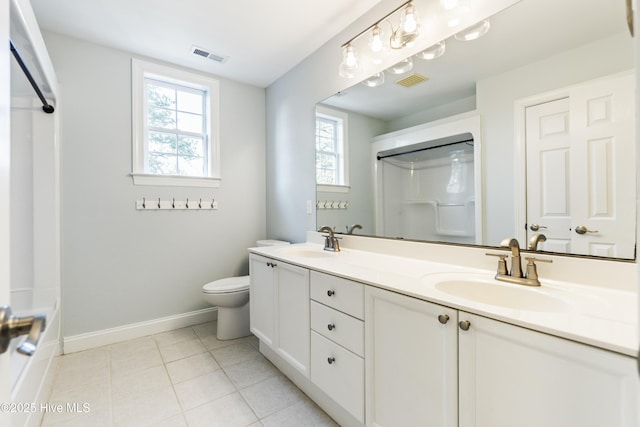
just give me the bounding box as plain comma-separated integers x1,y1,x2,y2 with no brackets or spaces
250,242,638,357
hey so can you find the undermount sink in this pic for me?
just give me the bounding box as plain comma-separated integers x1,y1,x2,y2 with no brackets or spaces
426,273,571,312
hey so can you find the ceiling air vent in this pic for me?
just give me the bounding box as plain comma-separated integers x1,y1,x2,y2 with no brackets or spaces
395,73,428,88
190,45,229,63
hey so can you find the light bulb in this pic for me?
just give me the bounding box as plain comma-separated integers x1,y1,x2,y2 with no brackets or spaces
387,57,413,75
391,2,420,50
370,25,384,53
338,44,358,78
402,3,418,33
344,45,357,67
454,19,490,41
361,72,385,88
415,40,446,60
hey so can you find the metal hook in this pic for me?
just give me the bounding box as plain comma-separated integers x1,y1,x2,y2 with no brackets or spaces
211,198,215,208
185,198,189,209
157,198,161,209
142,197,146,209
172,198,175,209
199,198,202,209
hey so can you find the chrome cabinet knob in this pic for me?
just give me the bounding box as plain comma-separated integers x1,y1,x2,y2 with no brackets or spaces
575,225,598,235
458,320,471,331
327,323,335,331
327,356,336,364
438,314,450,324
327,289,335,297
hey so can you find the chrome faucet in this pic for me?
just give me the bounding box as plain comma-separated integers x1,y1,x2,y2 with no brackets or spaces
528,233,547,251
486,238,552,286
346,224,362,235
502,238,523,278
319,226,340,252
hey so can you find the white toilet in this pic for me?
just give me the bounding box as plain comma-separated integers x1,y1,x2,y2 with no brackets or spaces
202,239,289,340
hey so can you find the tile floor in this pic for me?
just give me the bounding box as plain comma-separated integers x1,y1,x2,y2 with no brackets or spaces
41,321,338,427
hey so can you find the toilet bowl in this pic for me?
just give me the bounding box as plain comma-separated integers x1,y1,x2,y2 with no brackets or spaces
202,239,289,340
202,276,250,340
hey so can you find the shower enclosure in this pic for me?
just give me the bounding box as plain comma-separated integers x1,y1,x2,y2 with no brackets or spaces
4,1,61,425
372,115,483,244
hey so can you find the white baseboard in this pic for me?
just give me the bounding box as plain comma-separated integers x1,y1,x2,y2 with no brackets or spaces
63,307,218,354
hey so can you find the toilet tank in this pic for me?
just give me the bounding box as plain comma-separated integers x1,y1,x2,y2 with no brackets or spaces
256,239,290,247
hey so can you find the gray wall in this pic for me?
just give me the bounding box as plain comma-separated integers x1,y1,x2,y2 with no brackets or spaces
265,0,401,243
44,32,267,337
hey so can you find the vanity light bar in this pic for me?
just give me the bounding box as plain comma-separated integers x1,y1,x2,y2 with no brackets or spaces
340,0,416,49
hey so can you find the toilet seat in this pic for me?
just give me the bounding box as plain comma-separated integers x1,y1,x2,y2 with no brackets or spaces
202,276,250,294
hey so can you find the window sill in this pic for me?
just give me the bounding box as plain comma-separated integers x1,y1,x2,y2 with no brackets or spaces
316,184,350,193
131,173,221,188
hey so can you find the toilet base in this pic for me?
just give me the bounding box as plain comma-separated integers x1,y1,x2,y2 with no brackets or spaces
217,300,251,340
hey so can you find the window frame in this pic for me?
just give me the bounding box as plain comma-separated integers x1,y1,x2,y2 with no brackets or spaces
131,58,221,187
315,105,350,192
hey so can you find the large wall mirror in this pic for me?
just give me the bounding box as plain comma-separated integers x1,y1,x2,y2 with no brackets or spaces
316,0,636,260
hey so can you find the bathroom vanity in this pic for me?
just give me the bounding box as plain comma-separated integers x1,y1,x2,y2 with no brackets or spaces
249,233,638,427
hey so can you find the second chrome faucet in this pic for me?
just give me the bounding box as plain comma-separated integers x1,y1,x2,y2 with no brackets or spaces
486,238,552,287
319,226,340,252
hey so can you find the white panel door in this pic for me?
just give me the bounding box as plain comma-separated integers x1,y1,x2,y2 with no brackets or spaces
526,97,572,253
569,73,635,257
525,73,635,257
458,313,638,427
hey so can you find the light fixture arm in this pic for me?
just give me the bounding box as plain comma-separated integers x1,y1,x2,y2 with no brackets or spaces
341,0,415,48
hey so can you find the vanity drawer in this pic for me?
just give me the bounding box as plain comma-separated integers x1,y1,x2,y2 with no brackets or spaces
310,271,364,319
310,331,364,422
311,301,364,357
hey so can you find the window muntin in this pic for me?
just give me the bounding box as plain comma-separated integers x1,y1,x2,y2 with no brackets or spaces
316,107,348,189
145,79,207,176
132,59,220,187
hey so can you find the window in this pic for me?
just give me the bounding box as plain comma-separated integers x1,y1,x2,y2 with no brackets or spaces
132,59,220,187
316,106,349,191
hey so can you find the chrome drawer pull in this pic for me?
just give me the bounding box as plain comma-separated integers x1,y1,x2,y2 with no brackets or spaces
327,323,335,331
327,356,336,364
327,289,335,297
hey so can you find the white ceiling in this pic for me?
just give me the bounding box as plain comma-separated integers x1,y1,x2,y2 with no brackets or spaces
29,0,384,88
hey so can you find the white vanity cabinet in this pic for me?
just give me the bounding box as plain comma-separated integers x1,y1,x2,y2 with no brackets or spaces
310,271,365,423
249,254,310,376
365,286,459,427
457,312,639,427
364,287,638,427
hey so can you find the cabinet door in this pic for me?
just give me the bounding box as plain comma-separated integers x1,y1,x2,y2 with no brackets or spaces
458,312,639,427
275,261,310,376
365,286,458,427
249,254,275,347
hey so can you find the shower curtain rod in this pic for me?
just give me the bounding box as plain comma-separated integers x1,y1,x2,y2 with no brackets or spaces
376,138,473,161
9,41,55,114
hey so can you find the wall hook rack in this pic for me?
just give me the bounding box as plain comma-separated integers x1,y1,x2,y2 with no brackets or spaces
135,197,218,211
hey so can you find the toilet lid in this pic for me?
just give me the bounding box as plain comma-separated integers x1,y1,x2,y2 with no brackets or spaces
202,276,250,294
